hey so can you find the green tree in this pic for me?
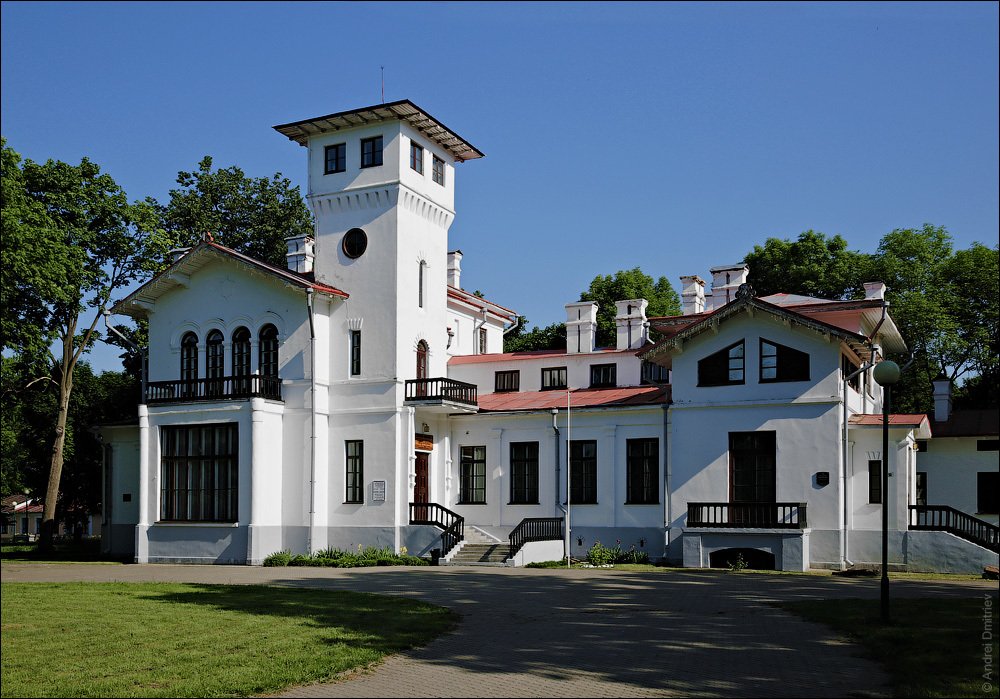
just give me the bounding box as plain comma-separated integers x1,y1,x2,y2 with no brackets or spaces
153,156,314,269
504,317,567,353
743,230,868,300
580,268,681,348
1,141,160,549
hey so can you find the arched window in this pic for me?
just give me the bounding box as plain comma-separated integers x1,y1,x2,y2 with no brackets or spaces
259,325,279,378
416,340,428,380
206,330,224,396
181,332,199,398
232,327,251,394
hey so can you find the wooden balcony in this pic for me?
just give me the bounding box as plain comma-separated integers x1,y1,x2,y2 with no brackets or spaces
146,376,282,404
404,378,478,412
687,502,808,529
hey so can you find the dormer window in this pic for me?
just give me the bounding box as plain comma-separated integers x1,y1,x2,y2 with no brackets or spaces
361,136,383,168
590,363,617,388
760,339,809,383
495,370,519,393
698,340,744,386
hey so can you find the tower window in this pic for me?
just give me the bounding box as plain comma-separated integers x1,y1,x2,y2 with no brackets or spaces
410,142,423,174
350,330,362,376
343,228,368,259
325,143,346,174
361,136,383,168
432,156,445,185
418,261,425,308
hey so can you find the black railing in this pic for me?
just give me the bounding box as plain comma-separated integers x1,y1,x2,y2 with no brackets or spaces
508,517,564,559
687,502,808,529
146,376,282,404
404,378,477,406
410,502,465,556
909,505,999,553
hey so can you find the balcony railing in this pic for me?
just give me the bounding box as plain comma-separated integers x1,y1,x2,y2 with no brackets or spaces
687,502,808,529
909,505,999,553
146,376,282,404
404,378,477,406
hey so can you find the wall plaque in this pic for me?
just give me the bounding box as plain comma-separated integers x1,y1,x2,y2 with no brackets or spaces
372,481,386,502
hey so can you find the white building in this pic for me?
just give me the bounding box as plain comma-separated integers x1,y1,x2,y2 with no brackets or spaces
100,100,998,572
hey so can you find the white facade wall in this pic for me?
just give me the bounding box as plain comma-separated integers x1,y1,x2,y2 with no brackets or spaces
917,436,999,524
448,350,645,394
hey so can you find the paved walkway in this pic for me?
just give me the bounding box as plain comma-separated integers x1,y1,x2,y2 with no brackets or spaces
3,563,995,697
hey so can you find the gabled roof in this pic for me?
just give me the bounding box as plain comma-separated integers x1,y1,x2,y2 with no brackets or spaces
930,409,999,438
643,292,905,363
477,385,667,413
112,241,348,318
273,99,484,162
447,285,517,322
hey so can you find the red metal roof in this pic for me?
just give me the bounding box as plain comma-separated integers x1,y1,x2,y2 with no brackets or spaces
849,414,930,428
477,385,667,412
930,410,999,438
446,286,517,319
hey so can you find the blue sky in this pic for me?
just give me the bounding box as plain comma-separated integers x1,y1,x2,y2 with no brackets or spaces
3,1,997,373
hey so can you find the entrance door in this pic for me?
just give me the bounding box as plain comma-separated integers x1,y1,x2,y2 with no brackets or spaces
414,452,429,504
729,431,776,524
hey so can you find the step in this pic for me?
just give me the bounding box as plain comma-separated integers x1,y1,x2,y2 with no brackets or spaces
448,543,510,564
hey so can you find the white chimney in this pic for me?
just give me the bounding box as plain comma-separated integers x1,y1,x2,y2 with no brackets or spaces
707,263,749,311
448,250,463,288
285,234,314,274
932,376,953,422
565,301,598,354
679,275,706,315
168,248,191,264
864,281,887,300
614,299,649,350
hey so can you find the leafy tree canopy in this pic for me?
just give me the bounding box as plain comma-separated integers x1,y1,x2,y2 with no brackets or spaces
743,230,868,300
580,268,682,348
504,317,567,353
152,156,314,270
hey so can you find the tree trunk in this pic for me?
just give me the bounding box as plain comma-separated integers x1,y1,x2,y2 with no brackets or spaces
39,332,75,553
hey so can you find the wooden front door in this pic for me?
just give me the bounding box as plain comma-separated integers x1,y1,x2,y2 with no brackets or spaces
414,452,429,504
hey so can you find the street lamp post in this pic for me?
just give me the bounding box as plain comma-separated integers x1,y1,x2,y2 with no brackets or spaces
872,360,900,623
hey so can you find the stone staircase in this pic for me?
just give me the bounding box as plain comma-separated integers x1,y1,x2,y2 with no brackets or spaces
446,527,510,566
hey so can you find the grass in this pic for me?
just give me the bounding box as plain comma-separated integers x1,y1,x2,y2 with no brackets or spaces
1,539,124,565
776,597,999,698
1,582,456,698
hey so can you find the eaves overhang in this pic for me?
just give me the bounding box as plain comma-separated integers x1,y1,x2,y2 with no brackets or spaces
447,286,517,322
272,99,484,162
110,241,348,318
640,296,876,364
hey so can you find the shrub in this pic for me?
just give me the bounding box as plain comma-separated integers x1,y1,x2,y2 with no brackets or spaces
262,550,291,567
263,546,430,568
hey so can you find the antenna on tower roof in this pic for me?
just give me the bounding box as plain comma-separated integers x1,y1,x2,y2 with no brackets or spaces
380,65,385,104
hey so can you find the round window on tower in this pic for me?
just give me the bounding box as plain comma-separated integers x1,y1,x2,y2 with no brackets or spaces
342,228,368,259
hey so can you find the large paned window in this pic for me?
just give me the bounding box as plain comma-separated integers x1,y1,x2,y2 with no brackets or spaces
868,460,882,504
729,431,776,503
495,370,519,393
698,340,745,386
410,142,423,173
361,136,383,168
510,442,539,504
590,363,616,388
569,440,597,504
541,367,567,390
626,438,658,504
345,440,363,504
760,339,809,382
181,332,199,386
206,330,224,396
978,472,999,514
350,330,362,376
259,325,279,378
459,446,486,504
325,143,346,174
432,155,445,185
232,327,251,394
161,424,238,522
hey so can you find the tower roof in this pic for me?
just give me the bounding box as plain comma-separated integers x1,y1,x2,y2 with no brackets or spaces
272,99,484,162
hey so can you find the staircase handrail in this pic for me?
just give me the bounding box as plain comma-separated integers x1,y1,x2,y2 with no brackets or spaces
908,504,999,553
508,517,564,559
409,502,465,557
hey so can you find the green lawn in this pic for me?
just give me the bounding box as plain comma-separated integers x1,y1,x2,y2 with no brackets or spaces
1,582,456,698
776,597,999,698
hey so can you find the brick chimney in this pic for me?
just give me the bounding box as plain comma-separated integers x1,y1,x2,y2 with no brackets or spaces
285,234,314,274
565,301,598,354
614,299,649,350
448,250,463,288
679,275,706,315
